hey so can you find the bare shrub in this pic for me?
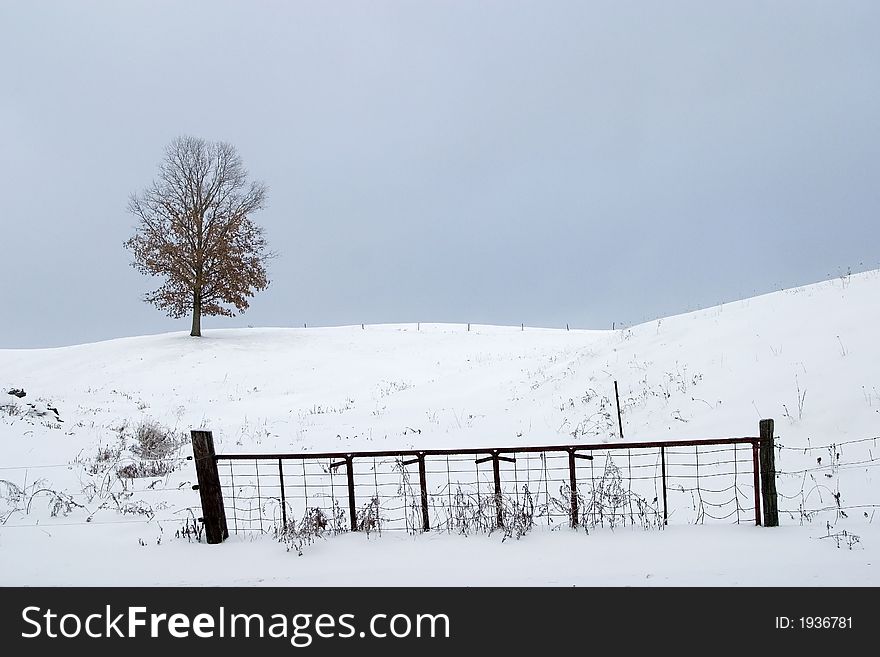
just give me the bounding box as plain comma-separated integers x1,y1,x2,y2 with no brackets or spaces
131,420,184,460
176,511,204,543
114,499,155,518
26,488,86,518
0,402,21,418
820,522,861,550
357,497,382,535
117,460,178,479
275,506,343,555
431,486,500,536
117,420,186,479
578,456,663,530
0,479,26,524
500,485,537,541
86,441,125,476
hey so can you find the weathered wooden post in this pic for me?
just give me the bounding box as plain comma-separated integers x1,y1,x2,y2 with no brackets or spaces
492,452,503,529
418,454,430,532
759,419,779,527
190,430,229,544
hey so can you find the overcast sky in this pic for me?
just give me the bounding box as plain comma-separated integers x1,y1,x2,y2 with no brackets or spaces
2,1,878,348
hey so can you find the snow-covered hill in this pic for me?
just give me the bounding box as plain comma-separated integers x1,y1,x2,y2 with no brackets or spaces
1,269,878,585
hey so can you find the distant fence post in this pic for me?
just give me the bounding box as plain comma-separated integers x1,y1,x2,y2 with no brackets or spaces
614,381,624,439
191,430,229,544
759,419,779,527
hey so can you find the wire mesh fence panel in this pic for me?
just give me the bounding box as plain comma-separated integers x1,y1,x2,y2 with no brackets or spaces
574,448,665,529
662,444,757,525
212,436,772,537
773,436,880,524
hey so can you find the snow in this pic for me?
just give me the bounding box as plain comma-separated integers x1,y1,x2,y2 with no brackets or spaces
1,269,878,585
1,523,875,587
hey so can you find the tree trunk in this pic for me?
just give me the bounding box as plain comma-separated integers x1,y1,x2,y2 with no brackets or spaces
190,294,201,337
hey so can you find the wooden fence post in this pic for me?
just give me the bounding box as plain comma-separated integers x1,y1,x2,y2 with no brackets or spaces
759,419,779,527
418,455,430,532
346,456,358,531
492,452,504,529
191,430,229,544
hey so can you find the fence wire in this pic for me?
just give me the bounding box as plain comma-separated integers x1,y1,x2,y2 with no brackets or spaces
774,436,879,524
215,440,762,537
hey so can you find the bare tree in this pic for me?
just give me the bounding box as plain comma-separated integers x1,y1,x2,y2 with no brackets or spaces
125,136,270,337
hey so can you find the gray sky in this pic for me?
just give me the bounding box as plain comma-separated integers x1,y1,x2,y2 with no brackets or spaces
2,1,879,348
